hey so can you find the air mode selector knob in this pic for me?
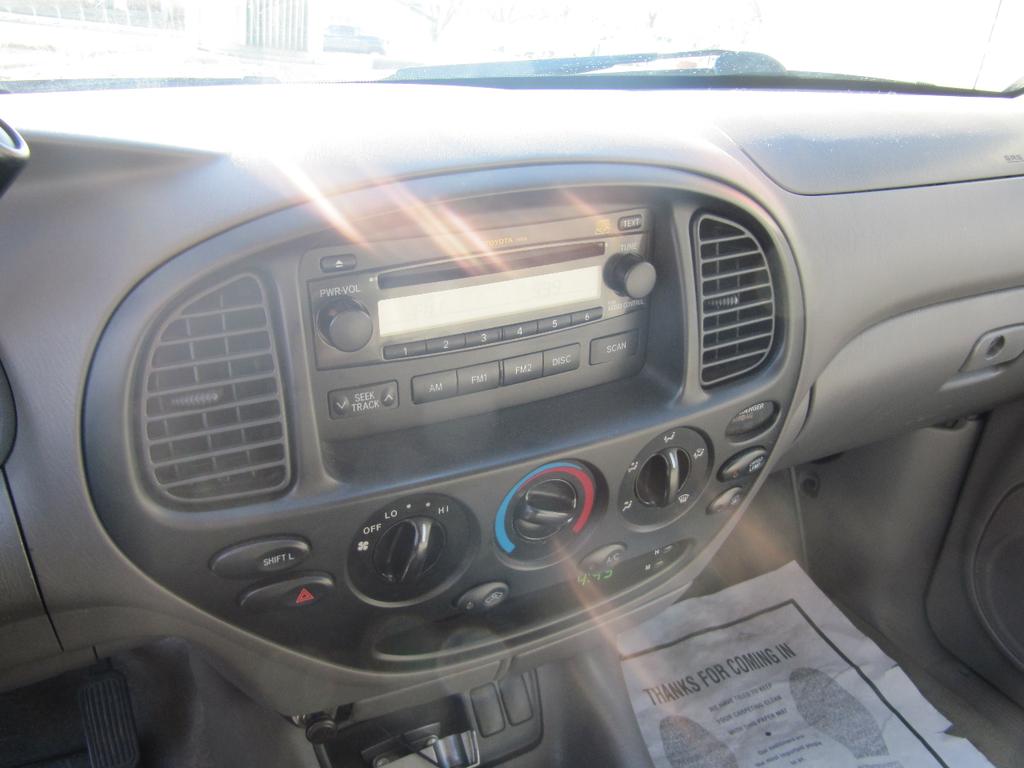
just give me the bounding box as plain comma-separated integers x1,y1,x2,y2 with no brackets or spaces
635,448,691,508
605,253,656,299
317,297,373,352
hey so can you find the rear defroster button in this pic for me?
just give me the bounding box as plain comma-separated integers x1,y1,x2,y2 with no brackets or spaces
457,582,509,613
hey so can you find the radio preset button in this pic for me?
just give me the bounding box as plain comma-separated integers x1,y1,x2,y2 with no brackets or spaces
466,327,501,347
502,352,543,385
571,307,603,325
539,314,571,333
412,370,458,403
383,340,427,359
426,334,465,354
590,329,639,365
457,362,500,394
543,344,581,376
502,321,537,341
329,380,398,419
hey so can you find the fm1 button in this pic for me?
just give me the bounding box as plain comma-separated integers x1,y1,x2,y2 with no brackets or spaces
580,543,626,573
239,573,334,611
456,581,509,613
718,447,769,481
209,536,311,579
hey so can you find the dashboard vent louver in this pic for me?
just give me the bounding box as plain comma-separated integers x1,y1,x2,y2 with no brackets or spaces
694,214,776,387
140,275,290,506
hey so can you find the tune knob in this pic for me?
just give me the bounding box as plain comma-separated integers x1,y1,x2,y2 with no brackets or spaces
372,517,446,584
317,298,373,352
512,478,579,541
605,253,657,299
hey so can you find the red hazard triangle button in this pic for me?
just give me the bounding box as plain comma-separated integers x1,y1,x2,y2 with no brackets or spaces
293,587,317,605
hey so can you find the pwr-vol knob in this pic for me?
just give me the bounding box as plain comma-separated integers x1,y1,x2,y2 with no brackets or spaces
317,297,373,352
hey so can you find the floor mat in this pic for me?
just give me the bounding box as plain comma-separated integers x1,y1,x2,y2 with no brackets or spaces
618,562,993,768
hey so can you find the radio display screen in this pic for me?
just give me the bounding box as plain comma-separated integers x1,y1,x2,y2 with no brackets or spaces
377,264,603,338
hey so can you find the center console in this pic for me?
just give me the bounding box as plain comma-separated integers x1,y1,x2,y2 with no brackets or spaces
84,165,802,696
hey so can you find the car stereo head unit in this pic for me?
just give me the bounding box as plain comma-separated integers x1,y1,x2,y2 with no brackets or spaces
300,208,657,440
305,208,654,370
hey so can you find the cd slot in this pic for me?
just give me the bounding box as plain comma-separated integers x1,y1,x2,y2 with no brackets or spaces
378,240,606,290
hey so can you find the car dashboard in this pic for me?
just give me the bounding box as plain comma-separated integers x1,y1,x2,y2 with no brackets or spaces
0,83,1022,719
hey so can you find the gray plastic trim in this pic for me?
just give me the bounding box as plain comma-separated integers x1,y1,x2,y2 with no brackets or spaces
0,361,13,466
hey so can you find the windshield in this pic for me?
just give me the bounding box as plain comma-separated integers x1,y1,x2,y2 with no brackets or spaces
1,0,1021,93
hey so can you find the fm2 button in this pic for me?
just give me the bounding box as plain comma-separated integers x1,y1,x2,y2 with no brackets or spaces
457,582,509,613
210,536,311,579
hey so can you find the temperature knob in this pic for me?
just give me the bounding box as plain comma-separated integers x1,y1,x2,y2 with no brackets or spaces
605,253,656,299
317,298,373,352
512,478,579,541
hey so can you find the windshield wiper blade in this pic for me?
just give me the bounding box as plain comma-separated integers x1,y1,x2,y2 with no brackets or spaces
387,50,785,81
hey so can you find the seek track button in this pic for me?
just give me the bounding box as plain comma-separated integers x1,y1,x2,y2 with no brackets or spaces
329,380,398,419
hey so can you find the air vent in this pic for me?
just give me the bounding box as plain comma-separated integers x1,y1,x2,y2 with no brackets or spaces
694,214,776,386
140,275,290,506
